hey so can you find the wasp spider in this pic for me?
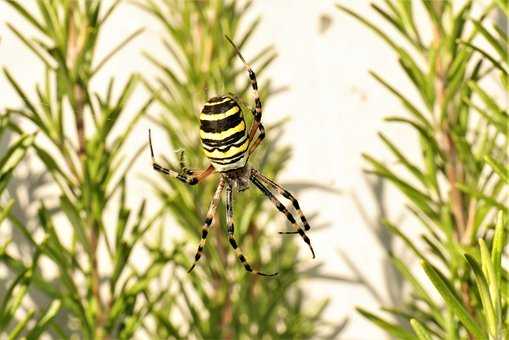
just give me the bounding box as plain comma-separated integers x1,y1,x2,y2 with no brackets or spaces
149,35,314,276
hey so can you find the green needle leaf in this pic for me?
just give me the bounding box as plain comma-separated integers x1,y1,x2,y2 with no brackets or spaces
465,254,497,337
26,300,62,338
410,319,432,340
492,211,506,288
422,261,485,339
357,307,415,340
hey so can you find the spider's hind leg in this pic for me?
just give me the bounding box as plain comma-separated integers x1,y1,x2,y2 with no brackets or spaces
252,169,311,232
250,170,315,259
187,179,225,273
226,184,278,277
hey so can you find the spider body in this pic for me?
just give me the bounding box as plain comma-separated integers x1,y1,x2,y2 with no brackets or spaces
149,35,314,276
199,95,249,173
221,165,251,192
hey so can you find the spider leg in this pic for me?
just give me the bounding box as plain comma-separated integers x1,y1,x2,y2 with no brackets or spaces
226,183,278,276
252,169,311,232
250,171,315,259
149,129,214,185
187,178,225,273
247,109,266,156
224,35,265,154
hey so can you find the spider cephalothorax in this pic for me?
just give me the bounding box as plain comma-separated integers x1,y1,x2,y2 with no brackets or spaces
222,165,251,192
149,35,314,276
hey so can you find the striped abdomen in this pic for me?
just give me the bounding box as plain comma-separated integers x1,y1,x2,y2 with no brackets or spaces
199,96,249,172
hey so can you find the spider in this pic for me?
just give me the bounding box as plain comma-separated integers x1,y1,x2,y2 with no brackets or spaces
149,35,314,276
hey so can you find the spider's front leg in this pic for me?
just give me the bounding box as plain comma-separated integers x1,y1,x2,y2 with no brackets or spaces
242,64,266,156
248,108,266,156
176,149,193,176
225,35,265,156
149,129,214,185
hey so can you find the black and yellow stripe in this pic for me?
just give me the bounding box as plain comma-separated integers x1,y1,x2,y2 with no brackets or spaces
200,95,249,172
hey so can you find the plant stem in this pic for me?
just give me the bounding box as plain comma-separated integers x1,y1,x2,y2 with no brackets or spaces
90,222,104,338
433,19,473,340
67,2,86,161
462,199,478,244
73,84,87,159
67,2,104,336
443,129,467,238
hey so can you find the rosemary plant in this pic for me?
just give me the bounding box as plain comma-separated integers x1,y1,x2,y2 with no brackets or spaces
338,1,508,339
1,0,337,338
139,0,335,339
0,112,57,338
2,1,156,338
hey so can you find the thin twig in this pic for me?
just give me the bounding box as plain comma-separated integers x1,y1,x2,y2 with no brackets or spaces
433,19,473,340
67,1,104,336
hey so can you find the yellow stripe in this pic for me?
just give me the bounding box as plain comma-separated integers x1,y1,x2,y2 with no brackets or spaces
204,97,231,106
200,121,246,141
200,106,240,121
203,139,248,159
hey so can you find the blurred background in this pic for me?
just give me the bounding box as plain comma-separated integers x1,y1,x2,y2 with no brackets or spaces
0,0,506,339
